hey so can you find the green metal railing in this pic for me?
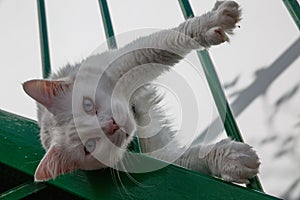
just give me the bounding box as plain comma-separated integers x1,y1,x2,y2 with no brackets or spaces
178,0,263,191
1,0,299,199
98,0,118,49
0,182,47,200
37,0,51,78
283,0,300,30
97,0,142,153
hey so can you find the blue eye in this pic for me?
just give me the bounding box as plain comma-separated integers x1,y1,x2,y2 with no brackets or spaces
84,139,96,154
83,97,94,113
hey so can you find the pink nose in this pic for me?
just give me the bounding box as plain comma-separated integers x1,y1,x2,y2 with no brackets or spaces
101,118,119,135
110,118,119,134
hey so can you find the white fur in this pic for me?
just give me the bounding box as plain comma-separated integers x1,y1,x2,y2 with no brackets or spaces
25,1,260,183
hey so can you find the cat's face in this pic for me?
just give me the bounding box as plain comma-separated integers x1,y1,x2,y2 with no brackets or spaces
23,71,136,181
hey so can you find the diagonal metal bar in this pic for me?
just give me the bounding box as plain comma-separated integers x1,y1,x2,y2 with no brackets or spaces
97,0,117,49
283,0,300,30
36,0,51,78
97,0,141,153
197,51,244,142
0,182,47,200
178,0,263,191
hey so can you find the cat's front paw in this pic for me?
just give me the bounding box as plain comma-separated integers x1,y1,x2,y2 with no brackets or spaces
205,27,229,45
208,139,260,184
205,1,241,46
215,1,241,32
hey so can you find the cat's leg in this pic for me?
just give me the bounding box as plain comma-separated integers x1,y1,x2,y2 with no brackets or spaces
106,1,241,95
175,139,260,184
114,1,241,69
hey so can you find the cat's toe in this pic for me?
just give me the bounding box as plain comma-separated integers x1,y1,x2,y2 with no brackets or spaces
220,159,259,184
221,174,250,184
209,139,260,184
216,1,241,32
205,27,229,45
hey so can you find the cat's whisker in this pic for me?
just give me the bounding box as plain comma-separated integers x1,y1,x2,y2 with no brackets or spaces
120,153,150,188
109,153,133,199
109,167,118,188
114,163,133,199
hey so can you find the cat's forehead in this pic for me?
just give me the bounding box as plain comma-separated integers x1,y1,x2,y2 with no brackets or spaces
74,67,112,96
78,54,111,75
73,69,105,96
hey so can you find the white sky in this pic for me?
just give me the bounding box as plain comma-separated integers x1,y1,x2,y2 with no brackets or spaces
0,0,299,198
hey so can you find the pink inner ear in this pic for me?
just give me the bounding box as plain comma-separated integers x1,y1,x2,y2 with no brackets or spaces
23,79,70,109
34,146,78,182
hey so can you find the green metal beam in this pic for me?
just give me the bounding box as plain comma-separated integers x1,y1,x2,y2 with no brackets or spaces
283,0,300,30
177,0,263,191
36,0,51,78
97,0,142,154
127,135,142,153
0,182,47,200
97,0,117,49
0,109,280,199
197,51,244,142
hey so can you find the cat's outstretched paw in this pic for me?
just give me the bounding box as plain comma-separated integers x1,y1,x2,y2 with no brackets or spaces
207,139,260,184
205,1,241,45
215,1,241,32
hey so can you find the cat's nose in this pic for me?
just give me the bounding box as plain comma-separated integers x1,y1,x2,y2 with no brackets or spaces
110,118,119,134
100,118,119,135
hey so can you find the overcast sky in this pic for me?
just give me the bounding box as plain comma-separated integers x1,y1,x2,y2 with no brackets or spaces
0,0,299,198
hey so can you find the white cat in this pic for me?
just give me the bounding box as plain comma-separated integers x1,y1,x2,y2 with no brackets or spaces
23,1,260,184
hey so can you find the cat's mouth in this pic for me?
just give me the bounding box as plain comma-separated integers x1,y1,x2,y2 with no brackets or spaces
118,126,131,138
103,118,131,139
114,115,136,136
99,118,120,135
100,124,132,148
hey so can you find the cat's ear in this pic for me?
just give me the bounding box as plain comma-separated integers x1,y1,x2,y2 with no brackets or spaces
34,145,78,182
23,79,72,112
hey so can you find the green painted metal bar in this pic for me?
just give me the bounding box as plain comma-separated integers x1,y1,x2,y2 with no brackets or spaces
177,0,263,191
36,0,51,78
283,0,300,30
97,0,117,49
197,51,244,142
0,109,280,199
97,0,142,153
0,182,47,200
198,51,264,191
178,0,194,19
127,136,142,153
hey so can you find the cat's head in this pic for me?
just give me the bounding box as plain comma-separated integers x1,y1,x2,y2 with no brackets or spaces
23,69,136,181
